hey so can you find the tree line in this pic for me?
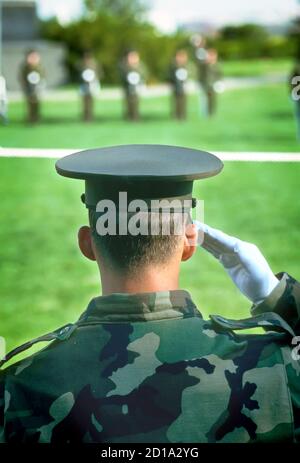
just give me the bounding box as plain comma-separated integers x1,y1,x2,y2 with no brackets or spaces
39,0,297,84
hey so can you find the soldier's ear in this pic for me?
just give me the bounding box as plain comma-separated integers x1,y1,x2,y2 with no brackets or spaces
78,226,97,261
181,223,198,262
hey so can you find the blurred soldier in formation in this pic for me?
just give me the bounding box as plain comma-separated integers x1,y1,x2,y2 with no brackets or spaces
192,34,208,68
79,52,101,122
192,34,209,115
169,49,189,120
290,60,300,141
120,50,144,121
19,49,45,124
198,48,223,117
0,75,8,125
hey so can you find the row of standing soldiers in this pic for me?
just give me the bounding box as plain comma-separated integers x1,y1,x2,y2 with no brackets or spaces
17,39,222,124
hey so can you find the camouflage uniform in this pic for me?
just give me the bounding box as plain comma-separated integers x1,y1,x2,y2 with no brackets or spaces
0,272,300,443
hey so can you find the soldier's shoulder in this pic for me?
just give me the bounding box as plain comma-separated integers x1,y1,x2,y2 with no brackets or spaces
0,323,78,373
209,312,295,337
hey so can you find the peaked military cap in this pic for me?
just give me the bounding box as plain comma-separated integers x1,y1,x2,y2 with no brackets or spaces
55,144,223,209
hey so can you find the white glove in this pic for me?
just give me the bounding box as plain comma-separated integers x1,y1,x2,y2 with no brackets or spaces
194,221,279,304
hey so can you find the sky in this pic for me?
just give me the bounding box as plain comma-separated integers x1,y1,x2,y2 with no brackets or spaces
37,0,300,31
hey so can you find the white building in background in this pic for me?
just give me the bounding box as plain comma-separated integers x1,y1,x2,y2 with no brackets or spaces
1,0,67,90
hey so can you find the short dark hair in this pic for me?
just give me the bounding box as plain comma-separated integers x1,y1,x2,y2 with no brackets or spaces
89,209,187,274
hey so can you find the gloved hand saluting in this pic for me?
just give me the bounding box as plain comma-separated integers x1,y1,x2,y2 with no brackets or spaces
194,221,279,304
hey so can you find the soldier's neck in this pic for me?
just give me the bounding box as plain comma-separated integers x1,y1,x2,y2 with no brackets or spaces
99,265,180,296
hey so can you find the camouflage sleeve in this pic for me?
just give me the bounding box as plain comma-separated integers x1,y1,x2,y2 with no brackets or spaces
251,273,300,334
252,274,300,442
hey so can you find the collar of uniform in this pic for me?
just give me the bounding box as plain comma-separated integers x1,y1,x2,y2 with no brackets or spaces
77,290,202,323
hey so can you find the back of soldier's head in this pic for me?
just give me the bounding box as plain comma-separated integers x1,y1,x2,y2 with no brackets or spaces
55,145,223,275
89,208,189,275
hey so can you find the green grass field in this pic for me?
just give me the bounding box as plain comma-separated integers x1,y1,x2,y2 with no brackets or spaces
1,83,298,152
222,58,291,77
0,81,299,360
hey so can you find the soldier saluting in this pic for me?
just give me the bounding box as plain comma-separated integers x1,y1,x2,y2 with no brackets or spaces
1,144,300,442
19,49,45,124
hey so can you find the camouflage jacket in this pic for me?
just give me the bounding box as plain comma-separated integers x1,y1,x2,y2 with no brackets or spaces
0,272,300,443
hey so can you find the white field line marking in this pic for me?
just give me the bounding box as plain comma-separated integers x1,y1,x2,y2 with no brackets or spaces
0,148,300,162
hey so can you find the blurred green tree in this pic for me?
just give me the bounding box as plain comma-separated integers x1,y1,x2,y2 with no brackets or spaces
40,12,189,84
289,17,300,58
221,24,268,41
40,12,293,84
215,23,293,60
